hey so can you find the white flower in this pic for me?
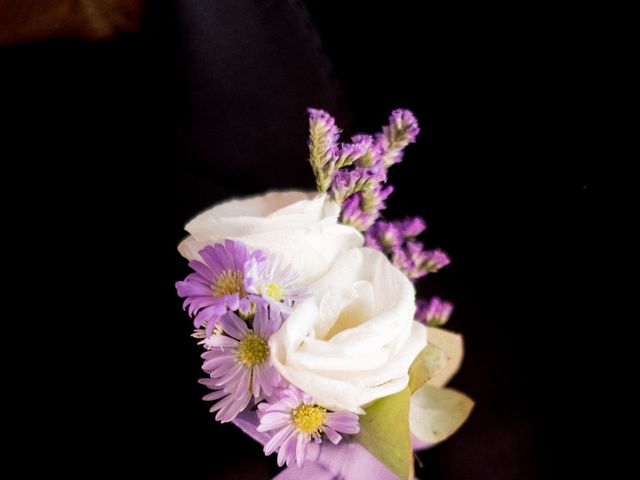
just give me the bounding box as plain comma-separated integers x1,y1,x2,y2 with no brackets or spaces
269,247,427,413
178,191,363,286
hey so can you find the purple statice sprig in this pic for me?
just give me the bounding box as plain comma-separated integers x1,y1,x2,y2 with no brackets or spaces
330,161,385,204
309,107,453,322
365,217,426,253
340,185,393,232
366,217,453,321
416,297,454,327
307,108,341,192
392,245,451,281
366,217,449,281
306,108,419,232
378,109,420,167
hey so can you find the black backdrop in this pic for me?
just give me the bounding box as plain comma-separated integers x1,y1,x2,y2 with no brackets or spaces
1,1,609,478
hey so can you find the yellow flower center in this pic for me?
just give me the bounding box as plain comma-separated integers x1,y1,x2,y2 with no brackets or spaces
212,269,245,297
238,301,257,321
237,334,269,366
292,404,326,434
263,282,285,302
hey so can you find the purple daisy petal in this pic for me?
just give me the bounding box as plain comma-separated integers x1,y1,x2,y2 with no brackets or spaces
265,424,296,456
217,311,249,340
259,411,292,431
187,260,215,282
201,353,235,373
278,432,298,467
322,426,342,444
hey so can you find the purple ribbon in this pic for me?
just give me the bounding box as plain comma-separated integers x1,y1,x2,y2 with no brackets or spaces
233,410,399,480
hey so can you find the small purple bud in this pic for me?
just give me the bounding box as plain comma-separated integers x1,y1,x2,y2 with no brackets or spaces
423,249,451,273
378,109,420,167
399,217,427,238
416,297,454,326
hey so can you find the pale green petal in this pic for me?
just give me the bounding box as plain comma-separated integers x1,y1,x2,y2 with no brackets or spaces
356,387,414,480
410,384,474,444
408,343,448,394
426,327,464,388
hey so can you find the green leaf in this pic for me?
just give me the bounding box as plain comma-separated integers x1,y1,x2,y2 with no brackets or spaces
410,384,474,445
425,327,464,388
408,343,448,393
356,387,414,480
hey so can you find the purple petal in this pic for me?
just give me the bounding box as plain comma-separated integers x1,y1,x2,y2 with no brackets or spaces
264,424,295,456
201,354,235,373
325,412,360,434
185,296,215,317
175,281,211,298
252,305,269,336
217,312,249,340
201,335,238,350
296,434,307,467
199,246,224,273
258,411,292,432
215,391,251,423
322,426,342,444
202,389,227,401
233,368,251,399
278,432,298,467
214,362,243,386
187,260,214,282
194,303,225,328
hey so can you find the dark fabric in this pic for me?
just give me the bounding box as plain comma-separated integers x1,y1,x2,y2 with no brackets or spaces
175,0,351,195
1,0,604,478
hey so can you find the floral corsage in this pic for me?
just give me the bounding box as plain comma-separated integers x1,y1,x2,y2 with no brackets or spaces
176,108,473,479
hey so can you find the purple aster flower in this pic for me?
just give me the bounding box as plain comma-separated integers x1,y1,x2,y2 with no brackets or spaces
175,240,266,335
377,109,420,167
416,297,454,327
257,387,360,468
245,253,309,314
198,307,282,423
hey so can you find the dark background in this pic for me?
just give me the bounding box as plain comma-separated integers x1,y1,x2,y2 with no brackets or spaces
2,1,613,478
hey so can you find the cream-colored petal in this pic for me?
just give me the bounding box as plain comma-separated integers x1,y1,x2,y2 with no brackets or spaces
269,248,426,413
176,191,363,284
409,384,474,445
426,327,464,388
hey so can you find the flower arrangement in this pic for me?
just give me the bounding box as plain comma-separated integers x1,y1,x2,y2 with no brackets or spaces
175,108,473,479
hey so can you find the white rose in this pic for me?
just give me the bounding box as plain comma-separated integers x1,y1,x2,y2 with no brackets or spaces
269,247,427,413
178,191,363,285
